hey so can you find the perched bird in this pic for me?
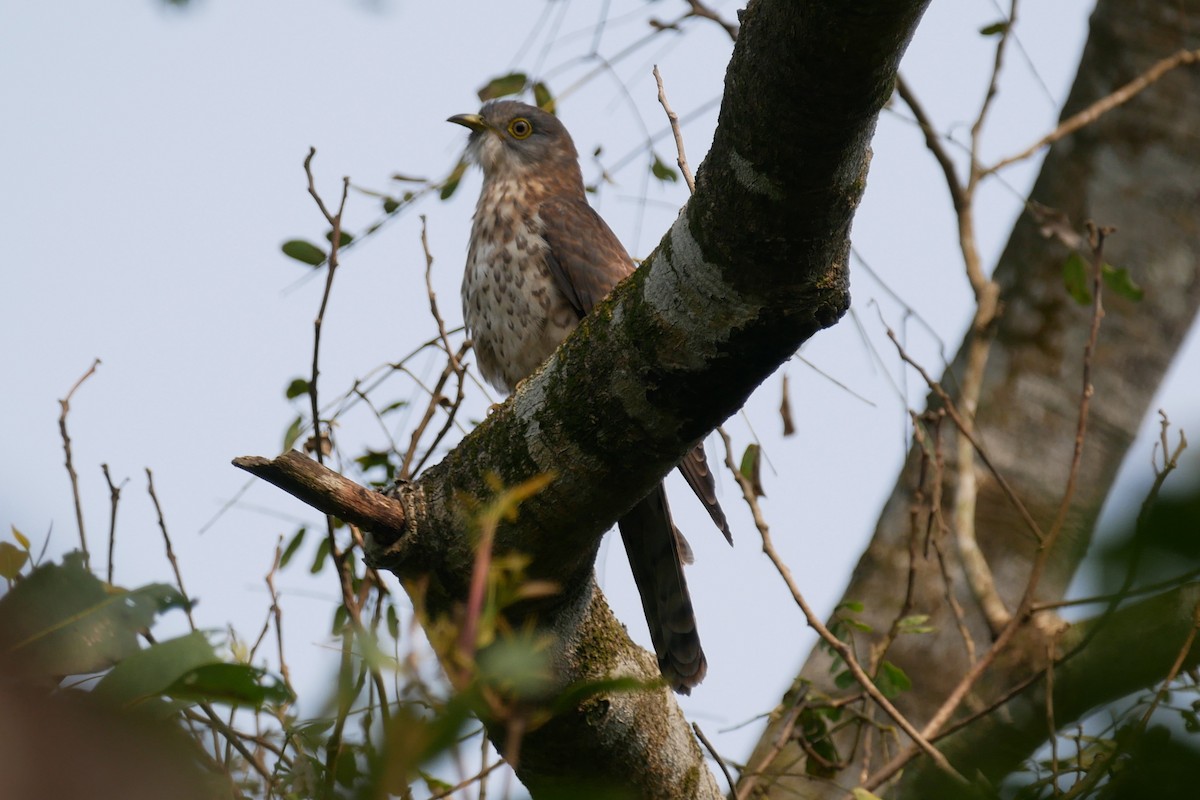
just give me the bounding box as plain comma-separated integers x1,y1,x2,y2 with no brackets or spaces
449,100,730,693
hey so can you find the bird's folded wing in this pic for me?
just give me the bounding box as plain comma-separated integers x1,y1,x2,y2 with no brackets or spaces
538,196,635,318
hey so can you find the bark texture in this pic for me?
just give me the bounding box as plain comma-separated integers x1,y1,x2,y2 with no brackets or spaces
744,0,1200,796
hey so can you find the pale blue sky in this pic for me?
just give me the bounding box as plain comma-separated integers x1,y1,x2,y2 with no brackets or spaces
2,0,1196,790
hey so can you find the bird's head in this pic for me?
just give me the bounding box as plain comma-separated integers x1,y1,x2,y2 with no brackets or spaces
448,100,582,186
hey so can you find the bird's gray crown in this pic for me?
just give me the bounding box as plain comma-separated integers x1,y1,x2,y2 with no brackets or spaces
450,100,581,181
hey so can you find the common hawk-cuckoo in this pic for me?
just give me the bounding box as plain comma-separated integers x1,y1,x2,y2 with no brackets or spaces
449,100,729,693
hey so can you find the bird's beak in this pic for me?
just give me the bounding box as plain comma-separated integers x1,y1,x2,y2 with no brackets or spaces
447,113,489,133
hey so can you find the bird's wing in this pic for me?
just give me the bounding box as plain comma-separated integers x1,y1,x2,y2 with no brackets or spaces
538,196,635,317
678,442,733,544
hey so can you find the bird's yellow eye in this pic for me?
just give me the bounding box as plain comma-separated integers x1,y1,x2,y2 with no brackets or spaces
508,118,533,139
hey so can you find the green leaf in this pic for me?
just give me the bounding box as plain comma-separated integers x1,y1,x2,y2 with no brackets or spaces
279,527,306,569
324,229,354,248
477,72,527,102
838,600,865,613
439,159,468,201
897,614,935,634
355,450,393,476
282,415,304,451
979,21,1009,36
739,443,765,498
168,662,293,708
651,153,678,183
331,604,349,635
92,630,217,709
386,604,400,641
1101,263,1144,302
0,553,186,681
311,535,331,575
533,81,555,113
281,239,327,267
285,378,310,400
420,771,454,794
801,709,839,778
335,744,360,787
10,525,30,550
875,660,913,698
380,399,408,415
382,196,400,214
0,542,28,580
1062,252,1093,305
833,669,857,690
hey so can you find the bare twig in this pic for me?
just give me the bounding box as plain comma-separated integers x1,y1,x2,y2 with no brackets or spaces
402,220,470,478
146,468,196,630
898,34,1014,636
427,758,507,800
895,76,965,214
926,413,978,664
58,358,100,563
101,463,125,584
303,149,351,468
865,227,1114,790
882,325,1045,544
968,0,1018,189
299,151,395,791
693,723,737,792
264,538,294,696
717,429,966,786
1041,224,1110,560
653,65,695,193
985,48,1200,175
408,342,472,477
735,701,803,800
420,216,459,371
682,0,739,41
1137,602,1200,728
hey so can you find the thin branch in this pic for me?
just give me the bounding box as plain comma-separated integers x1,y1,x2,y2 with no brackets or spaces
101,463,125,584
967,0,1018,194
653,65,695,193
420,215,459,372
717,429,967,787
865,227,1115,789
984,48,1200,175
693,723,737,792
1137,602,1200,728
146,468,196,630
427,758,507,800
58,358,100,563
735,700,803,800
401,221,470,478
681,0,739,41
894,76,965,214
303,149,351,468
1041,223,1110,564
264,537,294,697
883,324,1045,544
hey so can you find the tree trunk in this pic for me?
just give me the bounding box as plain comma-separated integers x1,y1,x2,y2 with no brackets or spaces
743,0,1200,796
